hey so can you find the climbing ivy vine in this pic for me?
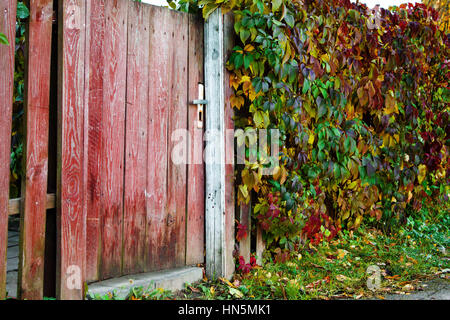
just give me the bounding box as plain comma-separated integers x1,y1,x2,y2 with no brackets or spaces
178,0,449,250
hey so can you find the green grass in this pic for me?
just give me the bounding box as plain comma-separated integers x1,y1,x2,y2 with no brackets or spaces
93,212,449,301
177,213,449,300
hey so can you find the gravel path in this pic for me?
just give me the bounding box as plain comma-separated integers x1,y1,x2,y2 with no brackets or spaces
382,278,450,300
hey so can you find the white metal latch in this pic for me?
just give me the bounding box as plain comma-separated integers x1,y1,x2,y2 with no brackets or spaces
191,83,207,129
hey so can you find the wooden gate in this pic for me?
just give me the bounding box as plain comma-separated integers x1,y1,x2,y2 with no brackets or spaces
58,0,205,299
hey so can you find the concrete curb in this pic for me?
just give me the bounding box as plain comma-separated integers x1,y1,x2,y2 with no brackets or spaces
87,266,203,300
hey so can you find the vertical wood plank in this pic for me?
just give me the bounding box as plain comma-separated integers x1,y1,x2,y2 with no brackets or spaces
146,6,170,271
186,13,204,266
204,9,226,279
123,2,149,275
223,13,236,278
57,0,87,300
204,10,236,279
18,0,53,300
256,225,265,266
85,0,105,284
99,0,128,280
0,0,16,300
238,201,251,263
166,10,188,268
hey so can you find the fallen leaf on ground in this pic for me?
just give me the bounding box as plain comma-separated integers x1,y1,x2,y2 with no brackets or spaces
219,277,235,288
188,286,200,293
402,284,414,292
337,249,349,259
229,287,244,298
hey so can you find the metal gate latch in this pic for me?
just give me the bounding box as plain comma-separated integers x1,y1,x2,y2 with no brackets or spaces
191,83,207,129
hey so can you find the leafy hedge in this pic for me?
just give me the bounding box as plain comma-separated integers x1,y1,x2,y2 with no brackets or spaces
180,0,449,248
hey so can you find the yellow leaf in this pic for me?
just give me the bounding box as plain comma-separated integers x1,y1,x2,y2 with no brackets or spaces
342,211,350,220
219,277,235,288
308,133,315,145
384,92,398,115
240,75,251,84
354,215,363,228
337,249,349,259
348,181,358,190
244,44,255,52
418,164,427,184
230,94,244,110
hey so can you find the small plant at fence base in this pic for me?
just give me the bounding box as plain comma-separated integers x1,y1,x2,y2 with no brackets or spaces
178,0,449,256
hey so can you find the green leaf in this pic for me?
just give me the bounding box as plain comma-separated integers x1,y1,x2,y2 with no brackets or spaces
272,0,283,12
240,28,251,44
243,54,253,70
17,2,30,19
0,33,9,45
302,79,310,94
203,3,219,20
234,54,244,69
284,13,295,28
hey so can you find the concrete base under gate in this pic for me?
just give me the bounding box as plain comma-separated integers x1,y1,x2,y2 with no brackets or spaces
87,266,203,300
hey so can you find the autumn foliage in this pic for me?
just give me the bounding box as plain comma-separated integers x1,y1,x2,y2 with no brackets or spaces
184,0,450,247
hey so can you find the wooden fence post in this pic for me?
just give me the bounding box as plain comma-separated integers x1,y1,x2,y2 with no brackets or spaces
18,0,53,300
0,0,17,300
204,10,235,280
57,0,87,300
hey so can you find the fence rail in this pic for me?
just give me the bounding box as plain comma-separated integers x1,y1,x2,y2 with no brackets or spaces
8,194,56,216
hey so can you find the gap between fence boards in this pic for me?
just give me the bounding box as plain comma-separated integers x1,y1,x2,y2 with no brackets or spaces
8,194,56,216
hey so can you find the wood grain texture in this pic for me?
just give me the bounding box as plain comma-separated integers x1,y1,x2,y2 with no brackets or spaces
99,0,128,280
186,14,205,266
0,0,16,300
123,1,149,275
57,0,87,300
256,225,265,265
223,12,236,278
166,10,188,268
204,9,226,279
146,6,171,271
239,201,251,262
9,194,56,216
18,0,53,300
85,0,105,284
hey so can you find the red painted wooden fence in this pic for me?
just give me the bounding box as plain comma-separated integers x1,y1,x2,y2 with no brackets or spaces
57,0,87,300
58,1,206,299
0,0,240,301
0,0,17,301
18,0,53,300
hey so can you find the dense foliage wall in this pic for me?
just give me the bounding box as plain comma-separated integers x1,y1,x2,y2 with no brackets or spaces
177,0,450,248
180,0,450,249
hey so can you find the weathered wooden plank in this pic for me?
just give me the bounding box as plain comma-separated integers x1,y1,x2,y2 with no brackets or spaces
0,0,16,300
239,201,251,263
85,0,105,284
99,0,128,280
186,13,204,266
256,225,265,266
223,13,236,278
146,6,172,271
57,0,87,300
167,10,188,268
204,9,225,279
205,10,239,279
123,2,149,275
18,0,53,300
8,194,56,216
